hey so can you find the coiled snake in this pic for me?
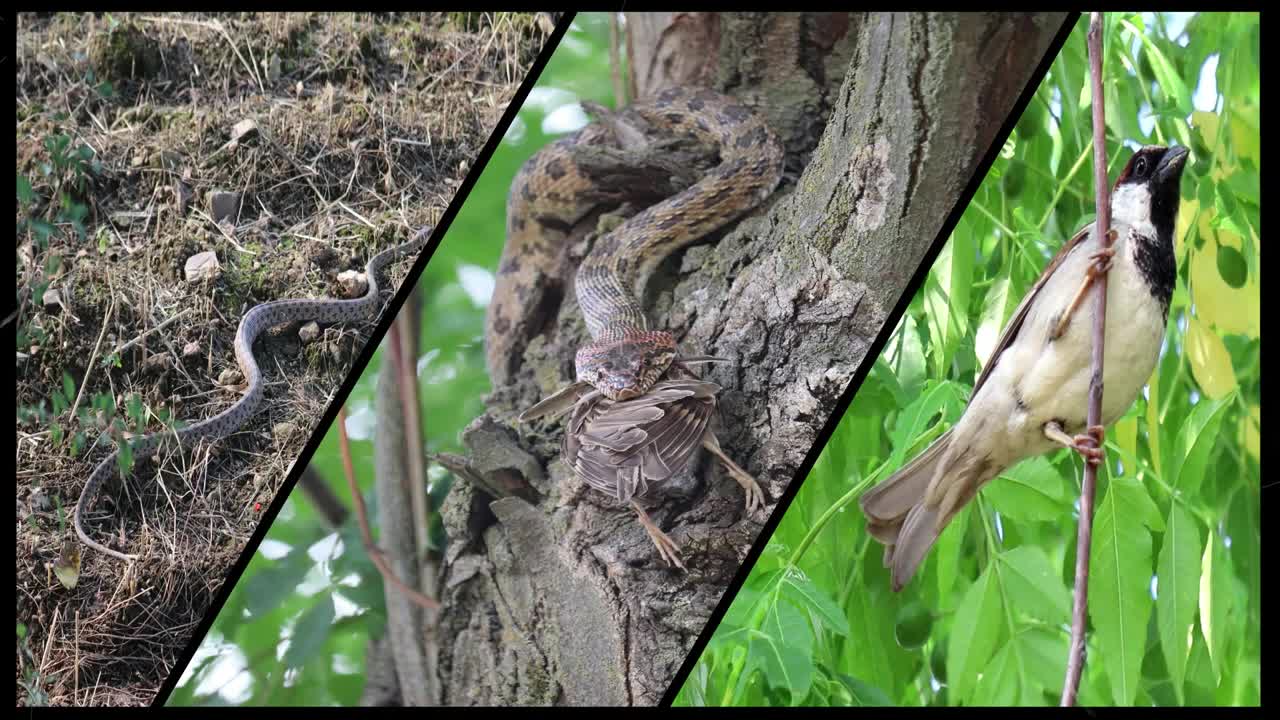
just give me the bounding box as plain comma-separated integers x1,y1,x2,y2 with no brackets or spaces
74,228,431,561
490,87,784,567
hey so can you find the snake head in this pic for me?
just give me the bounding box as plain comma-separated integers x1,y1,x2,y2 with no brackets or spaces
575,331,677,400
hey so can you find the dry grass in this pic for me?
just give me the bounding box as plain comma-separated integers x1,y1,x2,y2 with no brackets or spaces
14,12,549,706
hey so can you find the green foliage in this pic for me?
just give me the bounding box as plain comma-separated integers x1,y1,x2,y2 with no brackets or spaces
167,14,620,706
678,12,1259,707
17,622,50,706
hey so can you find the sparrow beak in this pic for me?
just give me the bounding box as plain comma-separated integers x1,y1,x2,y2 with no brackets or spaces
1156,146,1189,184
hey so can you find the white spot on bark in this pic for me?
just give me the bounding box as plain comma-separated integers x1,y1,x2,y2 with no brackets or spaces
847,135,894,232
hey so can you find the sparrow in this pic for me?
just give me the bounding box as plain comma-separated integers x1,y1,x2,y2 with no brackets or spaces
860,144,1189,591
523,366,764,569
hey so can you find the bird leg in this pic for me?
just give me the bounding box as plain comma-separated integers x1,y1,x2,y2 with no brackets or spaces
1044,420,1106,466
631,500,685,570
1051,229,1119,341
701,431,765,515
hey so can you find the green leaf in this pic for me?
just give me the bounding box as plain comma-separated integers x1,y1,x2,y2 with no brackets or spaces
17,175,34,205
1089,477,1159,705
1157,502,1201,701
984,456,1070,523
1171,393,1232,495
781,571,849,636
830,672,893,706
1198,528,1231,682
752,599,814,704
947,568,1003,702
969,639,1019,705
284,591,336,670
999,545,1070,625
887,379,964,469
60,372,76,404
1121,19,1193,114
1216,244,1248,288
242,547,315,617
974,271,1015,371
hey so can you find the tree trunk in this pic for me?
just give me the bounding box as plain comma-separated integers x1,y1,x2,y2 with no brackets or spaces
433,12,1067,706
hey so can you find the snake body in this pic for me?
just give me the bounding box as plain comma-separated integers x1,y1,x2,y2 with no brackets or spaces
494,87,782,565
74,228,431,561
488,87,784,394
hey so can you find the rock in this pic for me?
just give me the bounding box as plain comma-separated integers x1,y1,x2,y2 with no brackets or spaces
298,321,320,344
217,368,243,387
337,269,368,298
42,287,63,313
230,118,258,144
182,341,201,358
209,192,242,223
185,251,221,282
141,352,171,375
272,422,298,444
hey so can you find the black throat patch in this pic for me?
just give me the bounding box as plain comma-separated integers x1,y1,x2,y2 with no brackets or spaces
1131,229,1176,319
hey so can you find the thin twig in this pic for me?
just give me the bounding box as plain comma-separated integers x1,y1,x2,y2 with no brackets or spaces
69,285,115,421
391,311,430,581
111,307,192,356
609,13,626,107
1062,12,1111,706
337,406,439,610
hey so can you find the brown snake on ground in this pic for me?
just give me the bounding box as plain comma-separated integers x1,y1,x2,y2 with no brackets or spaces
489,87,784,567
74,228,431,561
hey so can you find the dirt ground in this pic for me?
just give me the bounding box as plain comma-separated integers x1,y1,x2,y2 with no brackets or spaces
14,12,550,706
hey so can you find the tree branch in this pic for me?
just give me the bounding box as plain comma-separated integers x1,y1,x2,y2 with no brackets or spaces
1062,12,1110,707
337,404,439,612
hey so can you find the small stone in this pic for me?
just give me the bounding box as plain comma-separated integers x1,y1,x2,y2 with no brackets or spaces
209,192,242,223
182,341,201,358
272,422,298,444
185,251,221,282
265,54,282,84
298,321,320,344
42,287,63,313
29,486,51,512
141,352,171,375
230,118,258,144
337,269,368,299
217,368,243,387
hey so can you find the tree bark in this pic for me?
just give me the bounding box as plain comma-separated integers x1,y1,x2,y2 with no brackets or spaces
434,12,1067,706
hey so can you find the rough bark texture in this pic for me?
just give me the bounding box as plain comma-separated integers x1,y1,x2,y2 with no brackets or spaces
435,12,1067,706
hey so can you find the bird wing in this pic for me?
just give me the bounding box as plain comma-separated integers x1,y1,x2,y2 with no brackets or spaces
970,224,1091,398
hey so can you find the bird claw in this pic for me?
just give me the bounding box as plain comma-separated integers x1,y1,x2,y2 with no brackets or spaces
632,501,686,570
1088,245,1116,278
1071,424,1107,466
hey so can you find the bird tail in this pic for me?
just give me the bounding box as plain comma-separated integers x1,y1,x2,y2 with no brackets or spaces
860,428,957,591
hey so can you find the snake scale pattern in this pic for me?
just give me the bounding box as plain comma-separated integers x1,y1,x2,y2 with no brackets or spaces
74,228,431,561
490,86,783,566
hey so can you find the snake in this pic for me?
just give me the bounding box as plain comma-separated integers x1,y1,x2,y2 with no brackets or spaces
489,86,785,401
73,228,431,561
488,87,783,566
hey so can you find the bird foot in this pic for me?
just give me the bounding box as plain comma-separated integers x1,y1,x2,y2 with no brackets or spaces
701,432,765,515
1044,421,1106,466
632,501,685,570
1088,244,1116,278
1071,424,1107,466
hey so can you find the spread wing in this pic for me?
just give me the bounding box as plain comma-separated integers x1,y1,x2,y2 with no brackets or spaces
970,224,1091,398
564,379,719,502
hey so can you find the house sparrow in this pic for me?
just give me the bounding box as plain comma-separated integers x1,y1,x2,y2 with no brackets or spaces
860,144,1188,591
523,366,764,569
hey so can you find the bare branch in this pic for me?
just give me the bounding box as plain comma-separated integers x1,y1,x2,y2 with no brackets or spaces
1062,11,1111,707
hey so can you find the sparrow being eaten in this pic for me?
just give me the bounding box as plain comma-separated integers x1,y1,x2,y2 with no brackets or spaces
860,144,1189,591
